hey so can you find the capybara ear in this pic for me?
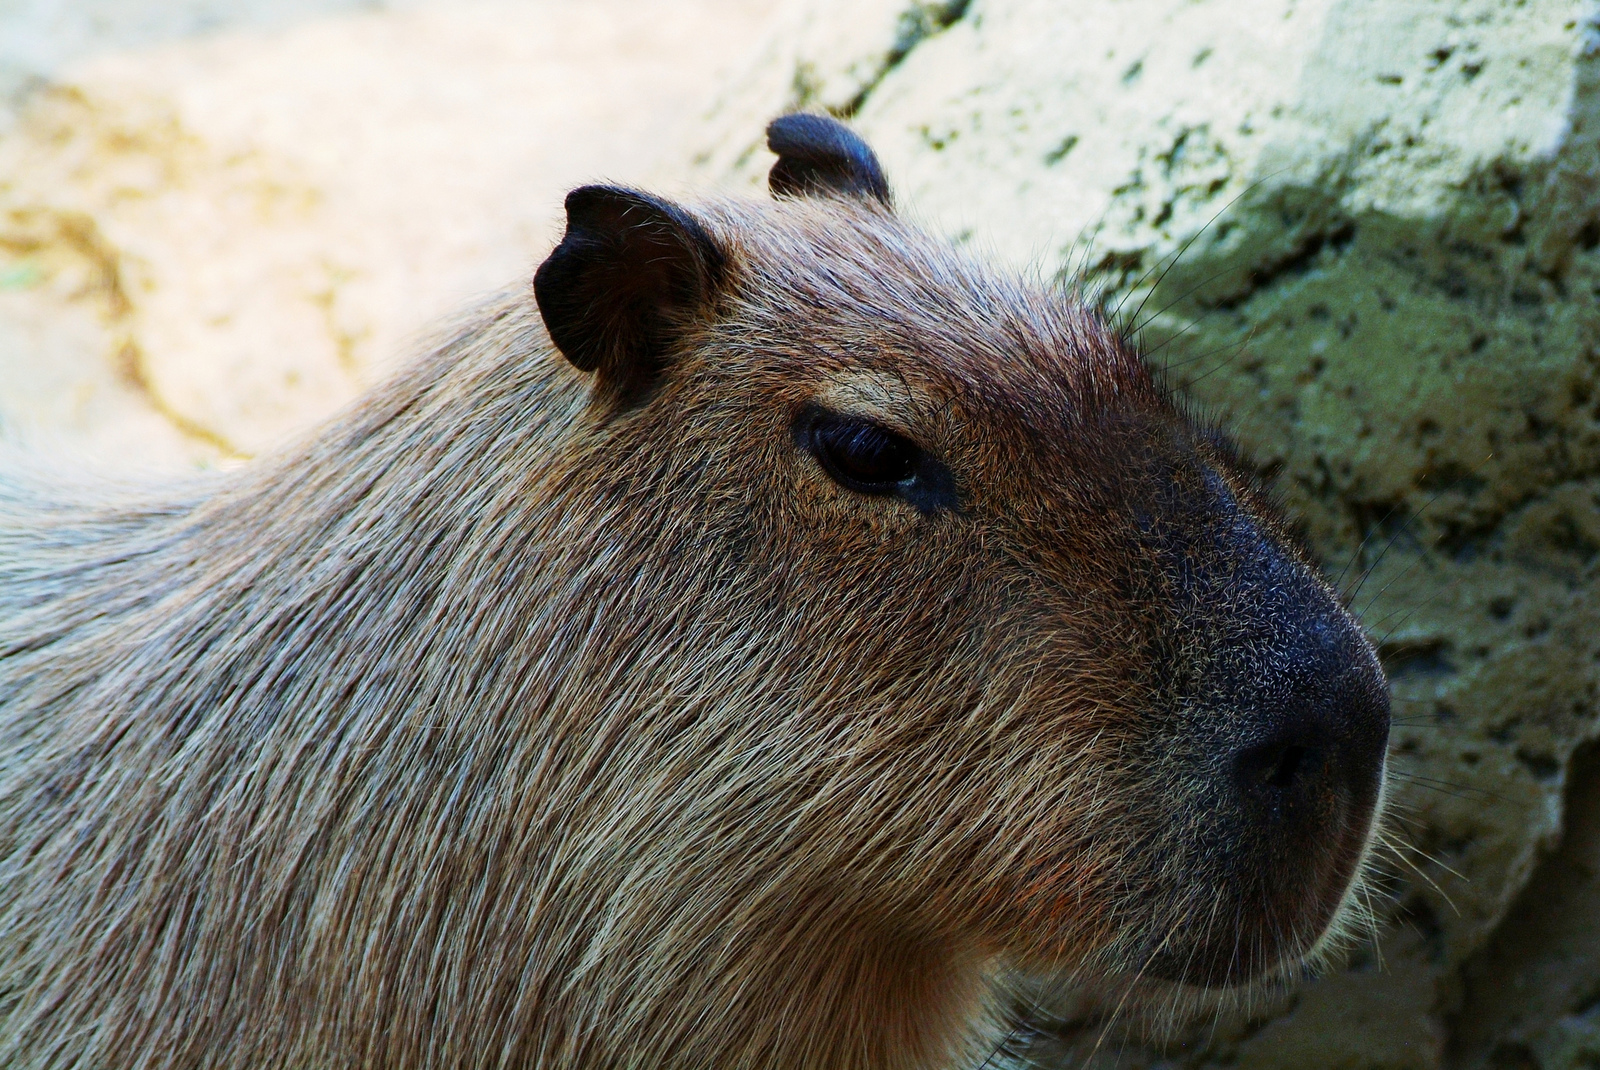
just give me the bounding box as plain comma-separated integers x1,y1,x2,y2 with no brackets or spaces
534,185,725,403
767,114,892,208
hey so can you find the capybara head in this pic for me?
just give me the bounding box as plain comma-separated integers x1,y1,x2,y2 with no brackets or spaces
531,113,1390,991
0,114,1389,1070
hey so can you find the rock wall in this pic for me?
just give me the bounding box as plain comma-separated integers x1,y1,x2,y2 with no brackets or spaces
702,1,1600,1067
0,0,776,468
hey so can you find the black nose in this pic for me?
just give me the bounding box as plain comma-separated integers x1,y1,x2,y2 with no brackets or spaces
1236,734,1316,795
1134,477,1393,986
1227,619,1390,824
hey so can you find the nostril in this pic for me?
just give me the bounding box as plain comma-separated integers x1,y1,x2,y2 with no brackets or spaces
1266,745,1308,789
1235,737,1320,797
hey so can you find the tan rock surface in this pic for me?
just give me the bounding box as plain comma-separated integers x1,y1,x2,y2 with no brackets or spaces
0,0,777,467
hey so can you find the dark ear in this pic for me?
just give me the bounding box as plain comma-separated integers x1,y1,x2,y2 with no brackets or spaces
534,185,725,404
767,114,892,208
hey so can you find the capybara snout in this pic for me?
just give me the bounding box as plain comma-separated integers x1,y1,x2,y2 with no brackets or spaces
0,114,1388,1070
1115,460,1391,985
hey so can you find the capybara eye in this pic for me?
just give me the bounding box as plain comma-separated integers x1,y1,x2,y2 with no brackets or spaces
804,409,920,493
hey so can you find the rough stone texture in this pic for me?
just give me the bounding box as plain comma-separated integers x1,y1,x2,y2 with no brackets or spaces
0,0,776,467
700,1,1600,1067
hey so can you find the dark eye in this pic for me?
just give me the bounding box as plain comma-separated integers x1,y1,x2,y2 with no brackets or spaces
804,409,920,493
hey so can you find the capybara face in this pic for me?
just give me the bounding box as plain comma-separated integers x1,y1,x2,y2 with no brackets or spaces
0,115,1389,1070
534,117,1389,992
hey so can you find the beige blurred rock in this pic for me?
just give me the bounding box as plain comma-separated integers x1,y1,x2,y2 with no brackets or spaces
0,0,778,467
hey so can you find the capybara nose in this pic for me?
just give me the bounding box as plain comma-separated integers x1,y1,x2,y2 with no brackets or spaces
1229,632,1390,823
1234,730,1321,799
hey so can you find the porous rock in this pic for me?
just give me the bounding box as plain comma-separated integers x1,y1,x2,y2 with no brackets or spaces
699,1,1600,1066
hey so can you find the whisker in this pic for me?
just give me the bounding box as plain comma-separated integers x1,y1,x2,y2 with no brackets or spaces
1148,333,1246,372
1372,831,1463,914
1334,514,1398,596
1344,452,1494,607
1372,590,1460,649
1387,768,1508,804
1125,173,1286,337
1178,325,1263,389
1376,826,1469,884
1113,217,1226,334
1359,556,1448,627
976,978,1057,1070
1083,916,1186,1066
1143,323,1213,372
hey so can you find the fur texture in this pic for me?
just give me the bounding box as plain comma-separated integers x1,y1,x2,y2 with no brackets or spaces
0,178,1387,1069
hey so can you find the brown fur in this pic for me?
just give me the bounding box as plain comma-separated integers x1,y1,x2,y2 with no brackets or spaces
0,178,1385,1067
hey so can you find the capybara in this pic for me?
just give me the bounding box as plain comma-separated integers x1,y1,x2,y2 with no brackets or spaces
0,115,1389,1070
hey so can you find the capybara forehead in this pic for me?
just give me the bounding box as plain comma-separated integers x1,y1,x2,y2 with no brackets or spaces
696,196,1211,516
700,197,1166,426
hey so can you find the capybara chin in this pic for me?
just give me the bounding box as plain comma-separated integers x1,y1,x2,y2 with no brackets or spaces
0,114,1388,1069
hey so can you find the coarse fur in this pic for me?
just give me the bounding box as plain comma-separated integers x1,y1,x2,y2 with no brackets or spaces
0,122,1388,1069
